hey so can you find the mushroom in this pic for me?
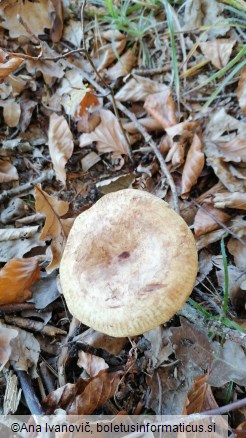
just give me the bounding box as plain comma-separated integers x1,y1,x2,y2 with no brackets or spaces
60,189,198,337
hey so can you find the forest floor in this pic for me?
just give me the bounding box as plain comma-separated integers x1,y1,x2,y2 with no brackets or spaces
0,0,246,436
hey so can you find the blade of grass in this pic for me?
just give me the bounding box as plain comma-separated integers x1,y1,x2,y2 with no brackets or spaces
188,298,216,318
202,57,246,109
221,237,229,316
161,0,180,109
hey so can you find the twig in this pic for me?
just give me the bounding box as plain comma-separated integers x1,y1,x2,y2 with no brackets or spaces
13,367,44,415
0,169,54,204
57,317,81,387
200,397,246,415
80,0,134,163
192,199,246,247
179,303,246,348
194,287,222,315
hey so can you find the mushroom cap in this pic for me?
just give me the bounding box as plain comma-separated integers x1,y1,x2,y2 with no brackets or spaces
60,189,198,337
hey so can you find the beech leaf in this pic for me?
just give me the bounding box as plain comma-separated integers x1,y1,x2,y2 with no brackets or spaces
0,49,23,82
144,89,178,130
0,258,40,305
216,137,246,163
185,373,218,414
194,204,230,237
213,191,246,210
79,109,130,157
200,39,235,69
115,75,168,102
0,159,18,183
77,351,109,377
48,113,74,185
0,325,18,371
35,185,70,272
208,340,246,386
181,134,205,196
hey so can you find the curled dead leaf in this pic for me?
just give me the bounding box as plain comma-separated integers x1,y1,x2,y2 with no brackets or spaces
77,351,109,377
50,0,63,43
0,258,40,305
0,159,18,183
35,185,70,272
0,325,18,371
79,109,130,157
181,134,205,196
48,113,74,185
115,75,167,102
0,49,23,82
216,137,246,163
194,204,230,237
213,191,246,210
144,89,177,130
200,39,235,69
107,49,137,80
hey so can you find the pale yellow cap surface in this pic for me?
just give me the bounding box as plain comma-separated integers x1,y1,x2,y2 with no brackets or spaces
60,189,198,337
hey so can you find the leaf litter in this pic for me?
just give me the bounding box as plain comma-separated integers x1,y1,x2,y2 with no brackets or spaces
0,0,246,430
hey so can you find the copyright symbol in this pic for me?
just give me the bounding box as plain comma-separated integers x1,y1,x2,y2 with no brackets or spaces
11,423,20,432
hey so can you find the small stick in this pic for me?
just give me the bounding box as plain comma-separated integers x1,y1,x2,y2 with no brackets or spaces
57,317,81,387
0,169,54,204
13,367,44,415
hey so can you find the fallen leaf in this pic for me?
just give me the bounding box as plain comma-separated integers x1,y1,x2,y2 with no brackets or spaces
207,156,246,193
200,39,235,69
50,0,63,43
185,373,218,414
171,318,212,370
181,134,205,196
216,137,246,163
183,0,229,37
43,370,122,414
144,89,178,130
77,351,109,377
79,109,130,157
196,249,213,285
73,328,127,355
213,191,246,210
194,204,230,237
123,117,163,134
115,75,168,102
76,91,100,118
19,98,37,132
107,49,137,80
0,325,18,371
208,340,246,386
143,326,173,368
228,237,246,270
2,101,21,127
35,185,70,272
0,0,53,38
0,258,40,305
68,370,122,415
0,226,45,262
96,174,135,194
0,159,18,183
29,271,60,309
8,326,40,377
0,49,23,82
94,37,126,71
237,66,246,116
48,113,74,185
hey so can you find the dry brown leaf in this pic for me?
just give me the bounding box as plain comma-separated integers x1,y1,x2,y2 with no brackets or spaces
0,49,23,82
200,39,235,69
68,370,122,415
0,258,40,305
2,101,21,127
194,204,230,237
107,49,137,80
181,134,205,196
0,159,18,183
73,328,128,355
77,351,109,377
165,140,186,168
115,75,168,102
144,89,178,130
123,117,163,134
228,237,246,270
79,109,130,157
94,38,126,71
48,113,74,185
8,326,40,377
0,325,18,371
237,66,246,116
184,0,229,37
213,191,246,210
81,152,101,171
0,226,44,263
35,185,70,272
207,156,246,192
216,137,246,163
50,0,63,43
185,373,218,414
0,0,53,38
